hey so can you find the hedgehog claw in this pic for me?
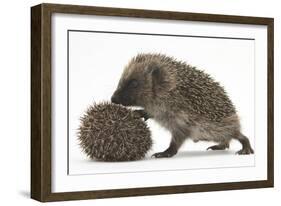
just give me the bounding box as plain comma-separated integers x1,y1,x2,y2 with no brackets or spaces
152,151,175,158
133,110,151,121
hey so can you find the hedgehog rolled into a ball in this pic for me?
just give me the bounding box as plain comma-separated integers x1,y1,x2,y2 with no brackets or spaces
78,102,152,161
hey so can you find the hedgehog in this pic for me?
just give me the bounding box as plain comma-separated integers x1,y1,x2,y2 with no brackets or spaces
78,102,152,161
111,53,254,158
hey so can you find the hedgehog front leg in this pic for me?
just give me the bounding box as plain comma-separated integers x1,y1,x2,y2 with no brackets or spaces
152,132,186,158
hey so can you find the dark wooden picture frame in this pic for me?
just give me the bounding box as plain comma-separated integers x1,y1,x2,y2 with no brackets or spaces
31,3,274,202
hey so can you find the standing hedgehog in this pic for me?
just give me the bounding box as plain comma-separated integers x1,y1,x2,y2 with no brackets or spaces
111,53,254,158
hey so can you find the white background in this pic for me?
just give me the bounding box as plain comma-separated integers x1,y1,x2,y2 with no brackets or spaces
0,0,280,205
66,18,256,175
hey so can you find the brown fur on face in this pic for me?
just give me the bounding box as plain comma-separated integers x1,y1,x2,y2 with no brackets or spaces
112,53,254,157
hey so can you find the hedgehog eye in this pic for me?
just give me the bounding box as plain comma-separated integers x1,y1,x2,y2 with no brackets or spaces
128,79,138,88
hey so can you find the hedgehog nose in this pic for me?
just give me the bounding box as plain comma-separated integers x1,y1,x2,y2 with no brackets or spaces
111,95,120,104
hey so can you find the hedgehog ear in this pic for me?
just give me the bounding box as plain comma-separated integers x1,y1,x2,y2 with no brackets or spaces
146,64,167,94
146,64,164,85
151,66,163,84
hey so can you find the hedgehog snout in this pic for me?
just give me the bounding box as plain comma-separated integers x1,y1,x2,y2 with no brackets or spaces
111,90,134,106
111,93,120,104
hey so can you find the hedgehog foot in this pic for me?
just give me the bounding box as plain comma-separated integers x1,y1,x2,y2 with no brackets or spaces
133,109,151,121
234,133,254,155
152,151,174,158
207,143,229,151
236,147,254,155
152,147,177,158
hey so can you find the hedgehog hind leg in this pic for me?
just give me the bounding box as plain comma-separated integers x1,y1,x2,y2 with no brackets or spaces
206,142,229,151
234,133,254,155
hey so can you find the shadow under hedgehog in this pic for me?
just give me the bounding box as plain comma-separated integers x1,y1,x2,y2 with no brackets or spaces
111,53,254,158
